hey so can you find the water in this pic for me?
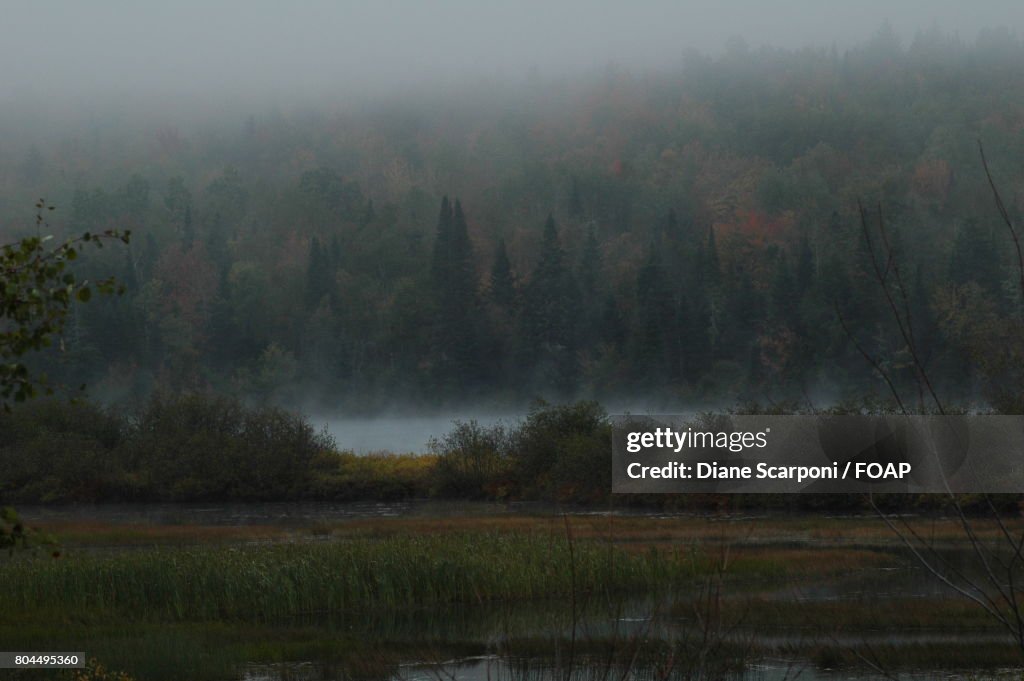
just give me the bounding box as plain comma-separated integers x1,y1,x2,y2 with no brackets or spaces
319,414,519,453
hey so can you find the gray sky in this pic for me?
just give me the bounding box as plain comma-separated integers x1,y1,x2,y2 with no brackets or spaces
2,0,1022,101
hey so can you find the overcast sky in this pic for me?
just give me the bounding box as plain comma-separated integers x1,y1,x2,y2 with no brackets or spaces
2,1,1022,101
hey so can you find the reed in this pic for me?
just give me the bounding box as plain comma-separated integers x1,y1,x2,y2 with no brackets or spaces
0,532,698,622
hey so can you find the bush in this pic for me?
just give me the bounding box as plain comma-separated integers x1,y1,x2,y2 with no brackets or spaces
0,393,337,503
429,420,512,497
121,392,336,500
429,402,611,502
511,401,610,501
0,400,124,502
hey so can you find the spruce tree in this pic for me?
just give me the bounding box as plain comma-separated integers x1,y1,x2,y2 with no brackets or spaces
523,215,579,393
306,237,333,308
431,197,483,389
430,196,453,289
634,246,679,382
490,239,516,308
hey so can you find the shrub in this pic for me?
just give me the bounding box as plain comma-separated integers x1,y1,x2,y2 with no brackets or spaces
429,420,512,497
121,392,336,500
510,401,610,500
0,400,124,502
429,402,612,502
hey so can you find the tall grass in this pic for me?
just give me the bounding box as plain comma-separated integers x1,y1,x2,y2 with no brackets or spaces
0,533,696,622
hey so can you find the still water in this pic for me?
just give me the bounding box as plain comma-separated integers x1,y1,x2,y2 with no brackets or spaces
319,414,518,453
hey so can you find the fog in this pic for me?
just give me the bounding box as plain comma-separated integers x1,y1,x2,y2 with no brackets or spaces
3,1,1021,431
3,0,1022,106
319,414,512,454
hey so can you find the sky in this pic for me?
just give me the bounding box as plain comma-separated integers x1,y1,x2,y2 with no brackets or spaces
2,0,1022,102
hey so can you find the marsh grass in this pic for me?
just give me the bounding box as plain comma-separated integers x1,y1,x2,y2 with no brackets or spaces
33,512,1024,554
0,533,699,622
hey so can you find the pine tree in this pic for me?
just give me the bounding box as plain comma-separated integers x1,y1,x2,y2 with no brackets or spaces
431,196,453,289
720,265,761,358
306,237,333,308
634,246,679,382
430,197,483,389
601,294,626,350
490,239,516,308
448,199,476,307
523,214,579,393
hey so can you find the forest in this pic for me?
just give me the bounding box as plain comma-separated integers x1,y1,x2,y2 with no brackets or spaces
2,25,1023,413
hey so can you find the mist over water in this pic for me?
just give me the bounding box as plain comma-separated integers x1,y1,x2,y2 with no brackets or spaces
316,400,716,454
320,413,516,454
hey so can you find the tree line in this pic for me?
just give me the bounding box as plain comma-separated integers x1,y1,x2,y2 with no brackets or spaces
3,27,1022,410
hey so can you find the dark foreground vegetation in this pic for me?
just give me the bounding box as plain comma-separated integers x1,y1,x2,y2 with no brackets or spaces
3,512,1024,681
1,395,1016,515
0,395,604,503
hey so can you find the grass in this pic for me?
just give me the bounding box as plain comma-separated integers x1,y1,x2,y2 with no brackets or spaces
5,512,1024,679
0,532,700,623
32,510,1024,551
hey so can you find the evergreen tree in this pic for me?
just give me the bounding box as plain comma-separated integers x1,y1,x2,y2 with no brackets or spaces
601,294,627,351
634,246,680,382
719,265,761,358
523,215,579,393
448,200,476,305
490,239,517,308
431,196,453,288
576,224,604,358
306,237,333,308
681,281,713,383
431,197,484,389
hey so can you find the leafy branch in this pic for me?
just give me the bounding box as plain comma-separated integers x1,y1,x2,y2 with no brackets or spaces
0,200,131,406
